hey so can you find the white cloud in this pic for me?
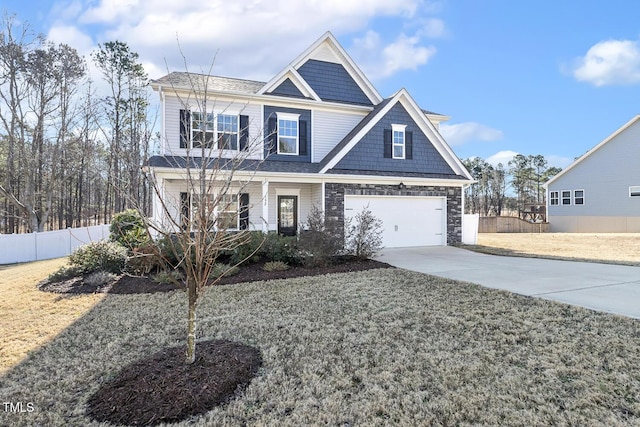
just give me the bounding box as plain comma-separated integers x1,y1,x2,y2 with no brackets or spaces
439,122,503,146
572,39,640,86
57,0,429,80
47,25,94,55
486,150,519,167
351,30,437,80
418,18,446,38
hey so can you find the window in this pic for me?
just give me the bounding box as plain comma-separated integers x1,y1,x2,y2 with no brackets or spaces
191,112,215,148
630,186,640,197
392,124,406,159
277,113,299,155
217,194,239,229
183,110,241,150
561,190,571,205
189,193,239,230
574,190,584,205
550,191,559,205
217,114,238,150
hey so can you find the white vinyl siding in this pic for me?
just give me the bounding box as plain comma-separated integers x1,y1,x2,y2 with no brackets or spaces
313,109,367,162
162,94,262,159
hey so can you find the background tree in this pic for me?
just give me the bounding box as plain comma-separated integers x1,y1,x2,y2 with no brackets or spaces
92,40,151,221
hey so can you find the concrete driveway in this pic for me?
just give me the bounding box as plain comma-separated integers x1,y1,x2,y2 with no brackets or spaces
376,246,640,319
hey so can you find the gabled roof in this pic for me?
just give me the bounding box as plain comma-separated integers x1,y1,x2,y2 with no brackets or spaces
545,114,640,188
152,72,265,95
318,88,473,180
259,31,383,105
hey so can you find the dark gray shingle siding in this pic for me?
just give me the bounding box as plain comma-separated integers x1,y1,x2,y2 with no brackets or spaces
333,103,456,175
269,78,306,98
297,59,373,106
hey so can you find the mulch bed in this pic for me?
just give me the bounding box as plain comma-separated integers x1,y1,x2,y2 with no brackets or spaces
86,339,262,426
38,257,392,295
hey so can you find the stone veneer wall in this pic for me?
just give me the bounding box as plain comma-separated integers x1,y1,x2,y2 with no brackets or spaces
325,183,462,244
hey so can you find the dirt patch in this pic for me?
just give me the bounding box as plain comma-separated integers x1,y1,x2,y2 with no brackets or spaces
468,233,640,266
86,339,262,426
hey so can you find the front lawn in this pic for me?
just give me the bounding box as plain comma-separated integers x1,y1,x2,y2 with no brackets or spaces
2,268,639,426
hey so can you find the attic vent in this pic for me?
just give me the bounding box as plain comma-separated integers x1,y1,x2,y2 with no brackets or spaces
630,186,640,197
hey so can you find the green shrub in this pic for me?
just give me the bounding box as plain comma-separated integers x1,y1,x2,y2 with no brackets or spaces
126,243,164,276
299,205,343,267
152,270,183,285
262,261,290,272
344,205,384,259
230,231,265,265
262,232,301,264
110,209,149,250
69,240,128,274
209,263,240,280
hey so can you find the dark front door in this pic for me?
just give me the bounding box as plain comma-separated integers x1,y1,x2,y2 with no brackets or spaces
277,195,298,236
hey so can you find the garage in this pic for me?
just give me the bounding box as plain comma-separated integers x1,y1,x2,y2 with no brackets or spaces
344,195,446,248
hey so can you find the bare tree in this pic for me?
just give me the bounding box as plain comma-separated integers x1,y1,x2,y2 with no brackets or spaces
0,14,86,232
140,59,266,364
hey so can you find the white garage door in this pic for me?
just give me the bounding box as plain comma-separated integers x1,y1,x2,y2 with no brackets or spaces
344,195,446,248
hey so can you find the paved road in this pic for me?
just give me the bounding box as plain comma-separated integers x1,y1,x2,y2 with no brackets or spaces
376,246,640,319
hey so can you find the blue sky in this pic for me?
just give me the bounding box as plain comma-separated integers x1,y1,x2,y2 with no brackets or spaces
4,0,640,169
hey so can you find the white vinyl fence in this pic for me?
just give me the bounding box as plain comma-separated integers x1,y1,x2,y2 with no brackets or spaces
462,214,479,245
0,225,110,265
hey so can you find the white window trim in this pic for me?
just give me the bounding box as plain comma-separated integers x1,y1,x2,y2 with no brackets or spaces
391,124,406,160
630,186,640,197
549,191,559,206
189,110,241,151
561,190,572,206
573,189,585,205
276,112,300,156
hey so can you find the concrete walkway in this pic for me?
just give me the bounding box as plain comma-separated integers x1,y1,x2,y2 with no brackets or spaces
376,246,640,319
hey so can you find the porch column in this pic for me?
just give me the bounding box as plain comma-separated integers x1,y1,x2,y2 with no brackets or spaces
262,179,269,232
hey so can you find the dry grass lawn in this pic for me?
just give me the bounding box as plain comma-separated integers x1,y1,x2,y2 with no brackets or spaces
2,268,640,426
0,258,104,374
472,233,640,266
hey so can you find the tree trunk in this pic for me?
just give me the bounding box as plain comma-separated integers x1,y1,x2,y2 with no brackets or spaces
186,280,197,364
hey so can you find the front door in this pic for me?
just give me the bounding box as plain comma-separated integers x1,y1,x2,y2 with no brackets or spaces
277,195,298,236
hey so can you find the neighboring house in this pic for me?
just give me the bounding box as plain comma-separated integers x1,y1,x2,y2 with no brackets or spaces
544,115,640,232
148,31,474,247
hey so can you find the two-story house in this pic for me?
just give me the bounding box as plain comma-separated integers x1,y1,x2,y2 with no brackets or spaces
148,31,473,247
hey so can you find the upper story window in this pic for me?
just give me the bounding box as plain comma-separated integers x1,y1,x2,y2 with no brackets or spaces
191,112,215,148
549,191,559,205
392,124,406,159
180,109,245,151
574,190,584,205
561,190,571,205
384,125,413,160
277,113,299,155
630,186,640,197
217,114,238,150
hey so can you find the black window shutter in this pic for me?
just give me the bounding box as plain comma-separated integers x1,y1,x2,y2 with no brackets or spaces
180,192,190,230
298,120,307,156
405,131,413,160
239,115,249,151
268,117,278,155
239,193,249,230
383,128,392,158
179,109,190,148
